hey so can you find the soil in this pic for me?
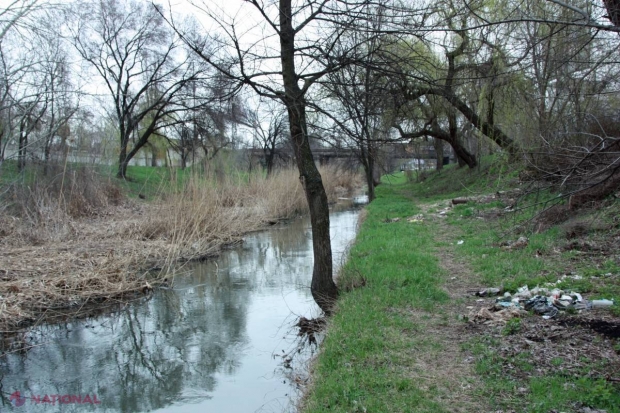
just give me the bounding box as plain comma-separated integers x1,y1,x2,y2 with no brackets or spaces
421,204,492,413
408,198,620,412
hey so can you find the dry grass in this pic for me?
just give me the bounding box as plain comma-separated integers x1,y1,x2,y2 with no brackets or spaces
1,164,122,247
136,165,362,262
0,164,363,332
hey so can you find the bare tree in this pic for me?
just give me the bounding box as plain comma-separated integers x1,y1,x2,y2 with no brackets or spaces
69,0,202,179
0,2,79,170
318,9,399,201
169,0,404,312
248,102,288,176
0,0,40,42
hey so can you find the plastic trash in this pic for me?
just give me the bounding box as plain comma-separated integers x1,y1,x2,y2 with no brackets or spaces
514,286,532,299
591,299,614,308
495,301,519,309
494,292,512,302
476,288,501,297
525,296,559,318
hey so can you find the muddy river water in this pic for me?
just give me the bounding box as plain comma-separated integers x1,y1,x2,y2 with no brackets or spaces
0,209,361,413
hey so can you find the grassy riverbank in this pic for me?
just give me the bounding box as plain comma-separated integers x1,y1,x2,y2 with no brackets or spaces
302,160,620,413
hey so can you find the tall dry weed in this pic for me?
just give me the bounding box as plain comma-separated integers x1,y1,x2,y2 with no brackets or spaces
1,163,122,245
0,163,363,329
139,165,362,263
319,165,364,201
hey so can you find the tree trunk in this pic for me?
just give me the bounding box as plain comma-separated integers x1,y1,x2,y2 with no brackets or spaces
434,138,444,171
117,128,152,179
451,141,477,168
264,145,275,177
18,121,27,172
603,0,620,27
366,166,376,201
361,144,376,202
279,0,337,313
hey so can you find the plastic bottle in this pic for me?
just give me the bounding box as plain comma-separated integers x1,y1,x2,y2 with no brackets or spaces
591,299,614,308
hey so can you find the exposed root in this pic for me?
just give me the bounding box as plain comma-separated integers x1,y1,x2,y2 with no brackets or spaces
296,316,326,346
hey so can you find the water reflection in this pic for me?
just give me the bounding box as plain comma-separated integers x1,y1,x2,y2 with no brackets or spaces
0,210,359,413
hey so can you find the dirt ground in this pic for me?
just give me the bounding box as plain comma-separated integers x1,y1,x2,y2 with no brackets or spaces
416,197,620,413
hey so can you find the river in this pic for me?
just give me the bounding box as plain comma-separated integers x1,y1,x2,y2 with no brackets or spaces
0,209,361,413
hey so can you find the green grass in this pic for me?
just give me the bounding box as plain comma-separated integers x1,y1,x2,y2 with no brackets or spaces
389,154,521,202
0,160,196,201
466,335,620,413
304,157,620,412
113,165,189,199
302,184,449,413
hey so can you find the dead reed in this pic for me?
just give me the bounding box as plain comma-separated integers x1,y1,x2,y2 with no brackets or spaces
0,163,362,332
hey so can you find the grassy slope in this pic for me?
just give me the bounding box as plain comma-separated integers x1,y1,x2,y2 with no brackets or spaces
303,158,620,413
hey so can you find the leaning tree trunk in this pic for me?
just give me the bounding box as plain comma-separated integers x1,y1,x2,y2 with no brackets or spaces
604,0,620,27
18,122,27,172
279,0,337,313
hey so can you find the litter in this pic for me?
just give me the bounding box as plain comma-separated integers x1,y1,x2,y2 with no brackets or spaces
457,240,464,245
501,236,529,250
475,287,501,297
524,296,559,318
470,307,526,325
503,285,613,317
407,214,424,223
473,278,615,322
514,285,532,299
591,299,614,308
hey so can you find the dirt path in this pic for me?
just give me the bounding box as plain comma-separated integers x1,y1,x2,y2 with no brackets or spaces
414,199,620,413
399,201,492,412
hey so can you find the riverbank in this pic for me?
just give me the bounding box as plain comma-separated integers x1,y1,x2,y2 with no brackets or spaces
0,209,362,412
0,164,362,332
301,161,620,413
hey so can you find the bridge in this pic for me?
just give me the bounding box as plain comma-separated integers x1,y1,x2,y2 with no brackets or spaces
247,147,359,166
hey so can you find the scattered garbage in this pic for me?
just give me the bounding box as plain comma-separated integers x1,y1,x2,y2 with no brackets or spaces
470,307,526,326
591,299,614,308
475,287,502,297
514,285,532,299
500,236,529,250
524,296,559,318
473,283,614,320
457,240,464,245
407,214,424,223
